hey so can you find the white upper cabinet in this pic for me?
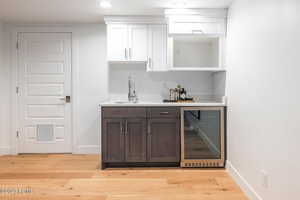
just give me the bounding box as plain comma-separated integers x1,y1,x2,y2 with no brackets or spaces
165,9,227,71
169,19,226,35
128,25,148,61
147,25,169,71
107,24,128,61
165,9,227,36
107,24,148,62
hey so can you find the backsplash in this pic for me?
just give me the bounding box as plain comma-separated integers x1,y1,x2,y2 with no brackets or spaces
108,64,222,101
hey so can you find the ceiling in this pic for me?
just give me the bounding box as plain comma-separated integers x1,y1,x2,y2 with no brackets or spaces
0,0,233,23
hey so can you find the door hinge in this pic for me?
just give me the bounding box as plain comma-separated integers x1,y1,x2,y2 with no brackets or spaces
16,131,19,138
16,86,19,94
16,42,19,50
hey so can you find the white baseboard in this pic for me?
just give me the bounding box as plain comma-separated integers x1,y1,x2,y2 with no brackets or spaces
226,161,263,200
74,145,100,154
0,147,11,155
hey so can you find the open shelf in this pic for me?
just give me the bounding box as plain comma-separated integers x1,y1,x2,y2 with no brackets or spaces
170,67,226,72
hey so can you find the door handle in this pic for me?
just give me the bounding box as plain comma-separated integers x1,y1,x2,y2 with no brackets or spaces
59,96,71,103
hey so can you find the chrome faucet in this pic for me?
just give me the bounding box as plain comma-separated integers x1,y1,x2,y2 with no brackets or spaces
128,76,138,103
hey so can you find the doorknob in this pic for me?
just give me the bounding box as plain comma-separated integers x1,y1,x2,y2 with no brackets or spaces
59,96,71,103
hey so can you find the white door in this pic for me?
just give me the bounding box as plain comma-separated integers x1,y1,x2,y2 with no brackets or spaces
128,25,148,61
107,24,128,61
148,25,168,71
18,33,72,153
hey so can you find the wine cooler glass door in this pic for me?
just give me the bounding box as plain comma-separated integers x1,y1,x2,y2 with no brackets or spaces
183,108,223,160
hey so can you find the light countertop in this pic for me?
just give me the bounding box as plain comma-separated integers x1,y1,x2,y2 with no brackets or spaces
99,100,226,107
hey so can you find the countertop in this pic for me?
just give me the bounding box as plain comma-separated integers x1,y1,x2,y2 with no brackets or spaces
99,100,226,107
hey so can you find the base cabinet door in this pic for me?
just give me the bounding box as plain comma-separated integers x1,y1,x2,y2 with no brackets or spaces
147,118,180,162
125,119,147,162
102,119,125,162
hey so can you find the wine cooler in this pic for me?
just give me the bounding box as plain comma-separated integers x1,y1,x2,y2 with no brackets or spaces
180,107,225,168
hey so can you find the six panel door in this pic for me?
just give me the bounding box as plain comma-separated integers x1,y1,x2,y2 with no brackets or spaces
102,119,125,162
147,118,180,162
125,118,147,162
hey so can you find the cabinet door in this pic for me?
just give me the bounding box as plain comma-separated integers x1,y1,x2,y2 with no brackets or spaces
147,118,180,162
107,24,128,61
169,19,226,35
148,25,168,71
125,118,147,162
128,25,148,61
102,119,125,162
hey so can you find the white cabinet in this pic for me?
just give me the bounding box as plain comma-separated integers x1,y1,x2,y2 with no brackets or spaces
147,25,169,71
166,9,227,35
107,24,148,62
168,19,226,35
107,25,128,61
128,25,148,61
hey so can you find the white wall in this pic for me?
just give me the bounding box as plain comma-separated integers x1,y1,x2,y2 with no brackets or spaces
73,25,108,152
226,0,300,199
0,22,11,154
109,64,215,101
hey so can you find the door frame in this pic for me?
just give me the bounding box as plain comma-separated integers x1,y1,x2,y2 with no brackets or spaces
10,26,80,154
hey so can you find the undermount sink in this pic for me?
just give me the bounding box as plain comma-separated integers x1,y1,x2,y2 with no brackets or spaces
113,100,138,104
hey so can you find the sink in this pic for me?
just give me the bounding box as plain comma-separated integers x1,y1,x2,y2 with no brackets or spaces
113,100,138,104
113,101,129,104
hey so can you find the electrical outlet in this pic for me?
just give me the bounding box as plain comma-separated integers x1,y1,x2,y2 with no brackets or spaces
261,170,269,188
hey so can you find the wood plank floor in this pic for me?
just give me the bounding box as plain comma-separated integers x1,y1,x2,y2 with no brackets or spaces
0,154,248,200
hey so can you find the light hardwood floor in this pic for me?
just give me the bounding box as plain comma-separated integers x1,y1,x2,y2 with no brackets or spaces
0,154,248,200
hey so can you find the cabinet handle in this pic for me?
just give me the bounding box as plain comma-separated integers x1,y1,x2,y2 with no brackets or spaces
129,48,132,59
147,123,151,135
149,58,152,69
120,122,123,134
125,120,128,135
125,48,127,60
147,58,150,69
192,29,204,34
160,112,170,115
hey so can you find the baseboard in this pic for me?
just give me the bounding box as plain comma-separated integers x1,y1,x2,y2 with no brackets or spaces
0,147,11,155
226,161,263,200
74,145,100,154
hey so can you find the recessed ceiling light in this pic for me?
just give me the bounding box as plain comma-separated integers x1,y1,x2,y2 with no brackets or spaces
99,0,112,8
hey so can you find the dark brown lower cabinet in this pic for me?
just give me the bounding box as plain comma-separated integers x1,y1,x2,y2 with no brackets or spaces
101,107,180,169
147,118,180,162
102,119,125,163
125,118,147,162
